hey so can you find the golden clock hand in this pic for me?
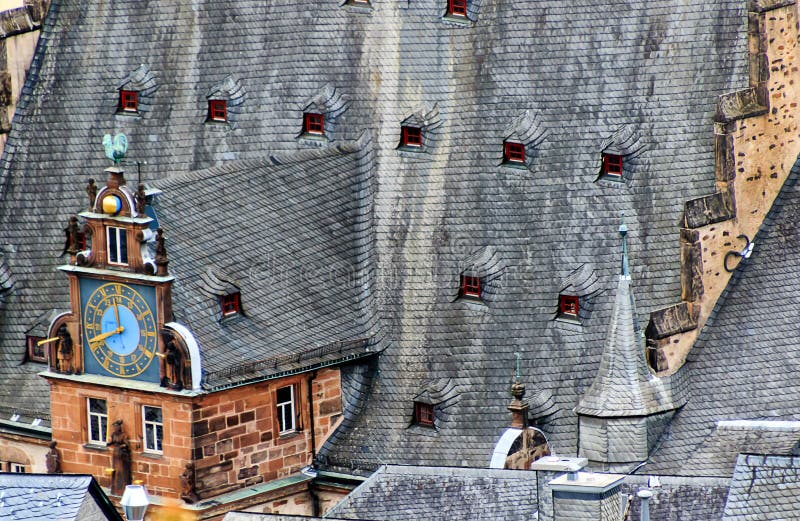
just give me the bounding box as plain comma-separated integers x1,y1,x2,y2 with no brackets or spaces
89,326,124,345
113,298,121,328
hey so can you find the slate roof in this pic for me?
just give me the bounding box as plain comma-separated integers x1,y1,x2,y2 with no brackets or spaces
621,475,730,521
721,454,800,520
149,134,380,389
643,158,800,477
0,0,749,468
0,473,122,521
324,465,538,521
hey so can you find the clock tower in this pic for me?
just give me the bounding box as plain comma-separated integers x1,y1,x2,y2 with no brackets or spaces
46,134,179,386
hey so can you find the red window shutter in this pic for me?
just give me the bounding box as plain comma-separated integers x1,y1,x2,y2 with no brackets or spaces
449,0,467,16
602,153,623,177
304,113,325,134
401,126,423,147
209,100,227,122
504,142,526,163
559,295,579,316
119,90,138,112
221,293,241,316
461,275,481,297
415,402,434,426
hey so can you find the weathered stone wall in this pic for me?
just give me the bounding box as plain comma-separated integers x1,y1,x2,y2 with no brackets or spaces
48,377,193,498
553,489,622,521
192,368,343,500
650,0,800,371
0,434,47,472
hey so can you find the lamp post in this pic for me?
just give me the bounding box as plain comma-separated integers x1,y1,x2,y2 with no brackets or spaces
120,484,149,521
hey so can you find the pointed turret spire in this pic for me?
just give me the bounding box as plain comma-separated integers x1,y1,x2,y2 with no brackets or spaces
575,220,675,418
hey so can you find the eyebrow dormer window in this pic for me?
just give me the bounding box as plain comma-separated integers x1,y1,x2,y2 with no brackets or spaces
221,292,241,316
208,99,227,122
447,0,467,16
107,227,128,265
303,113,325,135
400,126,423,148
558,294,579,319
414,402,434,427
119,90,138,113
27,336,47,363
503,141,525,164
461,275,481,299
601,153,623,178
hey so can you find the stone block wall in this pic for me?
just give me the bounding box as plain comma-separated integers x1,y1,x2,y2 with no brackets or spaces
552,488,622,521
650,0,800,371
48,377,193,497
191,368,343,500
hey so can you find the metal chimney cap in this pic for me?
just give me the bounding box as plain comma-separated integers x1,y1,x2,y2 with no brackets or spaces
637,489,653,499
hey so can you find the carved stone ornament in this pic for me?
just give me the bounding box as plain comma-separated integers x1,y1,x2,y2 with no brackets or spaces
107,419,132,496
45,441,61,474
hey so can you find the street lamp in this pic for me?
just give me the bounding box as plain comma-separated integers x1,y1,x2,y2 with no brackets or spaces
120,484,149,521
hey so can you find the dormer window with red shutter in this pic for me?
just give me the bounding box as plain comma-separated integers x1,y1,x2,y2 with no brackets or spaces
118,90,139,113
414,402,434,427
601,153,623,178
461,274,481,299
558,294,579,319
208,99,227,122
400,126,423,148
447,0,467,17
503,141,526,164
303,113,325,135
221,292,241,317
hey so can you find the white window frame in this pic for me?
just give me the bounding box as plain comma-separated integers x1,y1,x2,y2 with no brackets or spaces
87,398,108,445
276,385,296,434
10,463,27,473
142,405,164,454
107,226,128,265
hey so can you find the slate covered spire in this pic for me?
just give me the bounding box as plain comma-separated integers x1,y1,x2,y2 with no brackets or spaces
575,219,676,417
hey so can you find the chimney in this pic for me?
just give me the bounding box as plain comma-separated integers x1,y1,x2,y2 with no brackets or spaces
530,456,587,521
548,471,625,521
637,489,653,521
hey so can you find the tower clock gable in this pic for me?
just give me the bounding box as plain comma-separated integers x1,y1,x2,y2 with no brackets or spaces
48,134,189,387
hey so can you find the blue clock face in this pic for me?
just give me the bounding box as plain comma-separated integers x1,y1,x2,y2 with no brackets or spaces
100,303,140,355
81,280,159,380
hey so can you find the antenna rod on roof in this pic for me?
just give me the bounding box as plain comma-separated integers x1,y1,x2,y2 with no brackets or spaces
619,212,629,278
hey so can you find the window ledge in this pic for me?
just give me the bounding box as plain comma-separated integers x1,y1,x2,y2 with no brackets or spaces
343,2,371,12
442,14,473,27
140,451,163,460
115,111,142,120
220,313,243,325
83,443,109,452
596,175,626,187
278,430,302,440
501,161,529,171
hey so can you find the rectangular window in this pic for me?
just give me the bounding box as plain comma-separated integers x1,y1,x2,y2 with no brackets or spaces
142,406,164,453
461,275,481,298
559,295,579,318
415,402,434,426
87,398,108,444
208,99,227,122
119,90,138,113
303,113,325,135
221,292,241,316
27,335,47,362
602,153,623,177
276,385,296,434
401,126,423,148
107,227,128,265
503,141,526,163
10,463,27,473
448,0,467,16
